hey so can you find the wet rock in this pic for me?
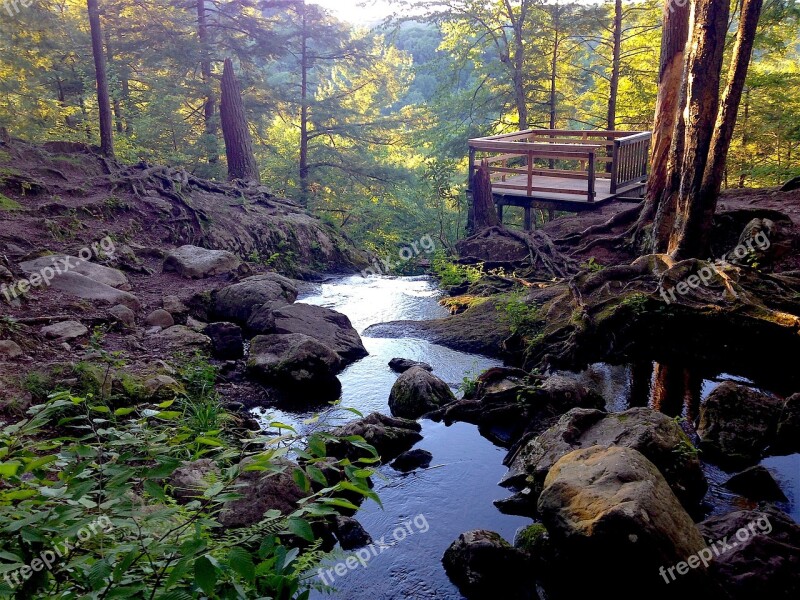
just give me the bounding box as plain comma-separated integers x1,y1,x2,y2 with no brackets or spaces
724,466,787,502
538,445,716,598
330,413,422,463
442,530,532,599
513,523,550,559
0,340,23,359
501,407,707,513
212,273,298,325
206,322,244,360
388,358,433,373
144,375,184,402
219,460,306,528
698,508,800,599
41,320,88,341
334,516,373,550
40,271,140,310
391,449,433,472
20,255,130,290
169,459,221,504
154,325,211,350
273,303,367,363
109,304,136,329
245,304,276,335
698,381,785,466
389,367,456,419
144,309,175,329
774,393,800,455
247,333,341,394
163,245,242,279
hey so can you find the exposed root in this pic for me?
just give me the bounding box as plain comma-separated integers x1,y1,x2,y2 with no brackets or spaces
556,205,642,245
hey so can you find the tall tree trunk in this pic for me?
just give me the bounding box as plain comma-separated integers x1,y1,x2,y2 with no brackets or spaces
606,0,622,131
220,58,260,183
299,1,310,204
738,89,750,188
197,0,218,164
634,0,690,252
549,5,560,130
104,29,123,134
87,0,114,157
671,0,763,258
472,162,500,231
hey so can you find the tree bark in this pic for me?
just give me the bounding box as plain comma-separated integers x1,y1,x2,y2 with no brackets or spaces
635,0,690,252
299,1,310,204
87,0,115,157
606,0,622,131
671,0,763,258
220,58,260,183
548,4,560,130
198,0,218,164
471,162,500,232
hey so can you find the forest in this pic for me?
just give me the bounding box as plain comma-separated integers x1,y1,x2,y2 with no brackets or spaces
1,1,800,600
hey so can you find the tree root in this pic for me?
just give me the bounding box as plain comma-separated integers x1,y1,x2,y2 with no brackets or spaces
556,205,642,245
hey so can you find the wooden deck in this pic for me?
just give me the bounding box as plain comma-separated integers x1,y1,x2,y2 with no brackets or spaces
467,128,651,230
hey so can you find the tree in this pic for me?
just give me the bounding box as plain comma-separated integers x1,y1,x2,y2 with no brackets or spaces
220,58,260,182
87,0,114,157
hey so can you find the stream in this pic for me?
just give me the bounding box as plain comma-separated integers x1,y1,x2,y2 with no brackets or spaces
252,275,799,599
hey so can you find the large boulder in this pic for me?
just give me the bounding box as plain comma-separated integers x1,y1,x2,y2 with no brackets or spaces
501,407,707,512
273,303,367,363
388,358,433,373
388,366,456,419
723,466,787,502
205,322,244,360
163,245,242,279
329,413,422,463
247,333,342,394
153,325,211,350
169,459,221,504
697,381,785,466
41,320,88,341
20,255,131,290
442,530,533,599
698,508,800,599
218,460,306,528
537,445,719,599
212,273,298,325
0,340,23,359
37,271,140,310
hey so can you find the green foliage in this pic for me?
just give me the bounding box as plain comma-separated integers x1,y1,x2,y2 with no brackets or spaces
431,252,483,289
0,193,21,211
0,391,380,599
581,257,605,272
503,293,542,337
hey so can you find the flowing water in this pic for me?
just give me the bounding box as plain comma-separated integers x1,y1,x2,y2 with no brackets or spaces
251,275,798,599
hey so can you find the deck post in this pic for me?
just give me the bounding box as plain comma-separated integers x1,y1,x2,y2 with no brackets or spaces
468,147,476,189
587,151,596,203
524,206,533,231
610,139,620,194
497,203,504,224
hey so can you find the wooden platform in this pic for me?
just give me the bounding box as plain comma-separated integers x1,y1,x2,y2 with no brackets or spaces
494,174,616,209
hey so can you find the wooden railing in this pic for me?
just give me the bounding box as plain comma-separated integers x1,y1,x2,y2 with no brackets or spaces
468,129,651,202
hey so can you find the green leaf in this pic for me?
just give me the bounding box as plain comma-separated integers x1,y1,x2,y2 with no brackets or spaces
228,547,256,583
292,468,310,492
114,407,137,416
195,437,223,447
23,454,58,472
0,461,22,478
286,517,315,542
306,465,328,486
90,405,111,413
319,497,360,511
194,555,218,595
143,479,167,502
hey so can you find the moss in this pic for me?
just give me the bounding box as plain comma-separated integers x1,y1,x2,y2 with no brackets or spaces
440,295,488,315
514,523,549,555
0,193,21,211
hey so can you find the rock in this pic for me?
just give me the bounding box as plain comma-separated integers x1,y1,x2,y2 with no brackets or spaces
212,273,298,325
153,325,211,350
39,271,140,311
388,367,456,419
391,449,433,472
774,393,800,455
724,466,787,502
247,333,342,393
389,358,433,373
205,322,244,360
430,371,605,446
144,375,184,402
163,245,242,279
219,460,306,528
698,381,785,466
41,320,88,341
20,255,130,290
780,175,800,192
538,445,716,598
513,523,549,558
501,407,707,512
0,266,14,281
162,295,188,317
169,459,221,504
699,508,800,599
334,516,373,550
330,413,422,462
273,303,367,363
442,530,531,599
0,340,23,359
109,304,136,329
186,316,207,332
144,309,175,329
245,304,276,335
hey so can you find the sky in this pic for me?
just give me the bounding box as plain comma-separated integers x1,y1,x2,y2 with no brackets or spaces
313,0,397,25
